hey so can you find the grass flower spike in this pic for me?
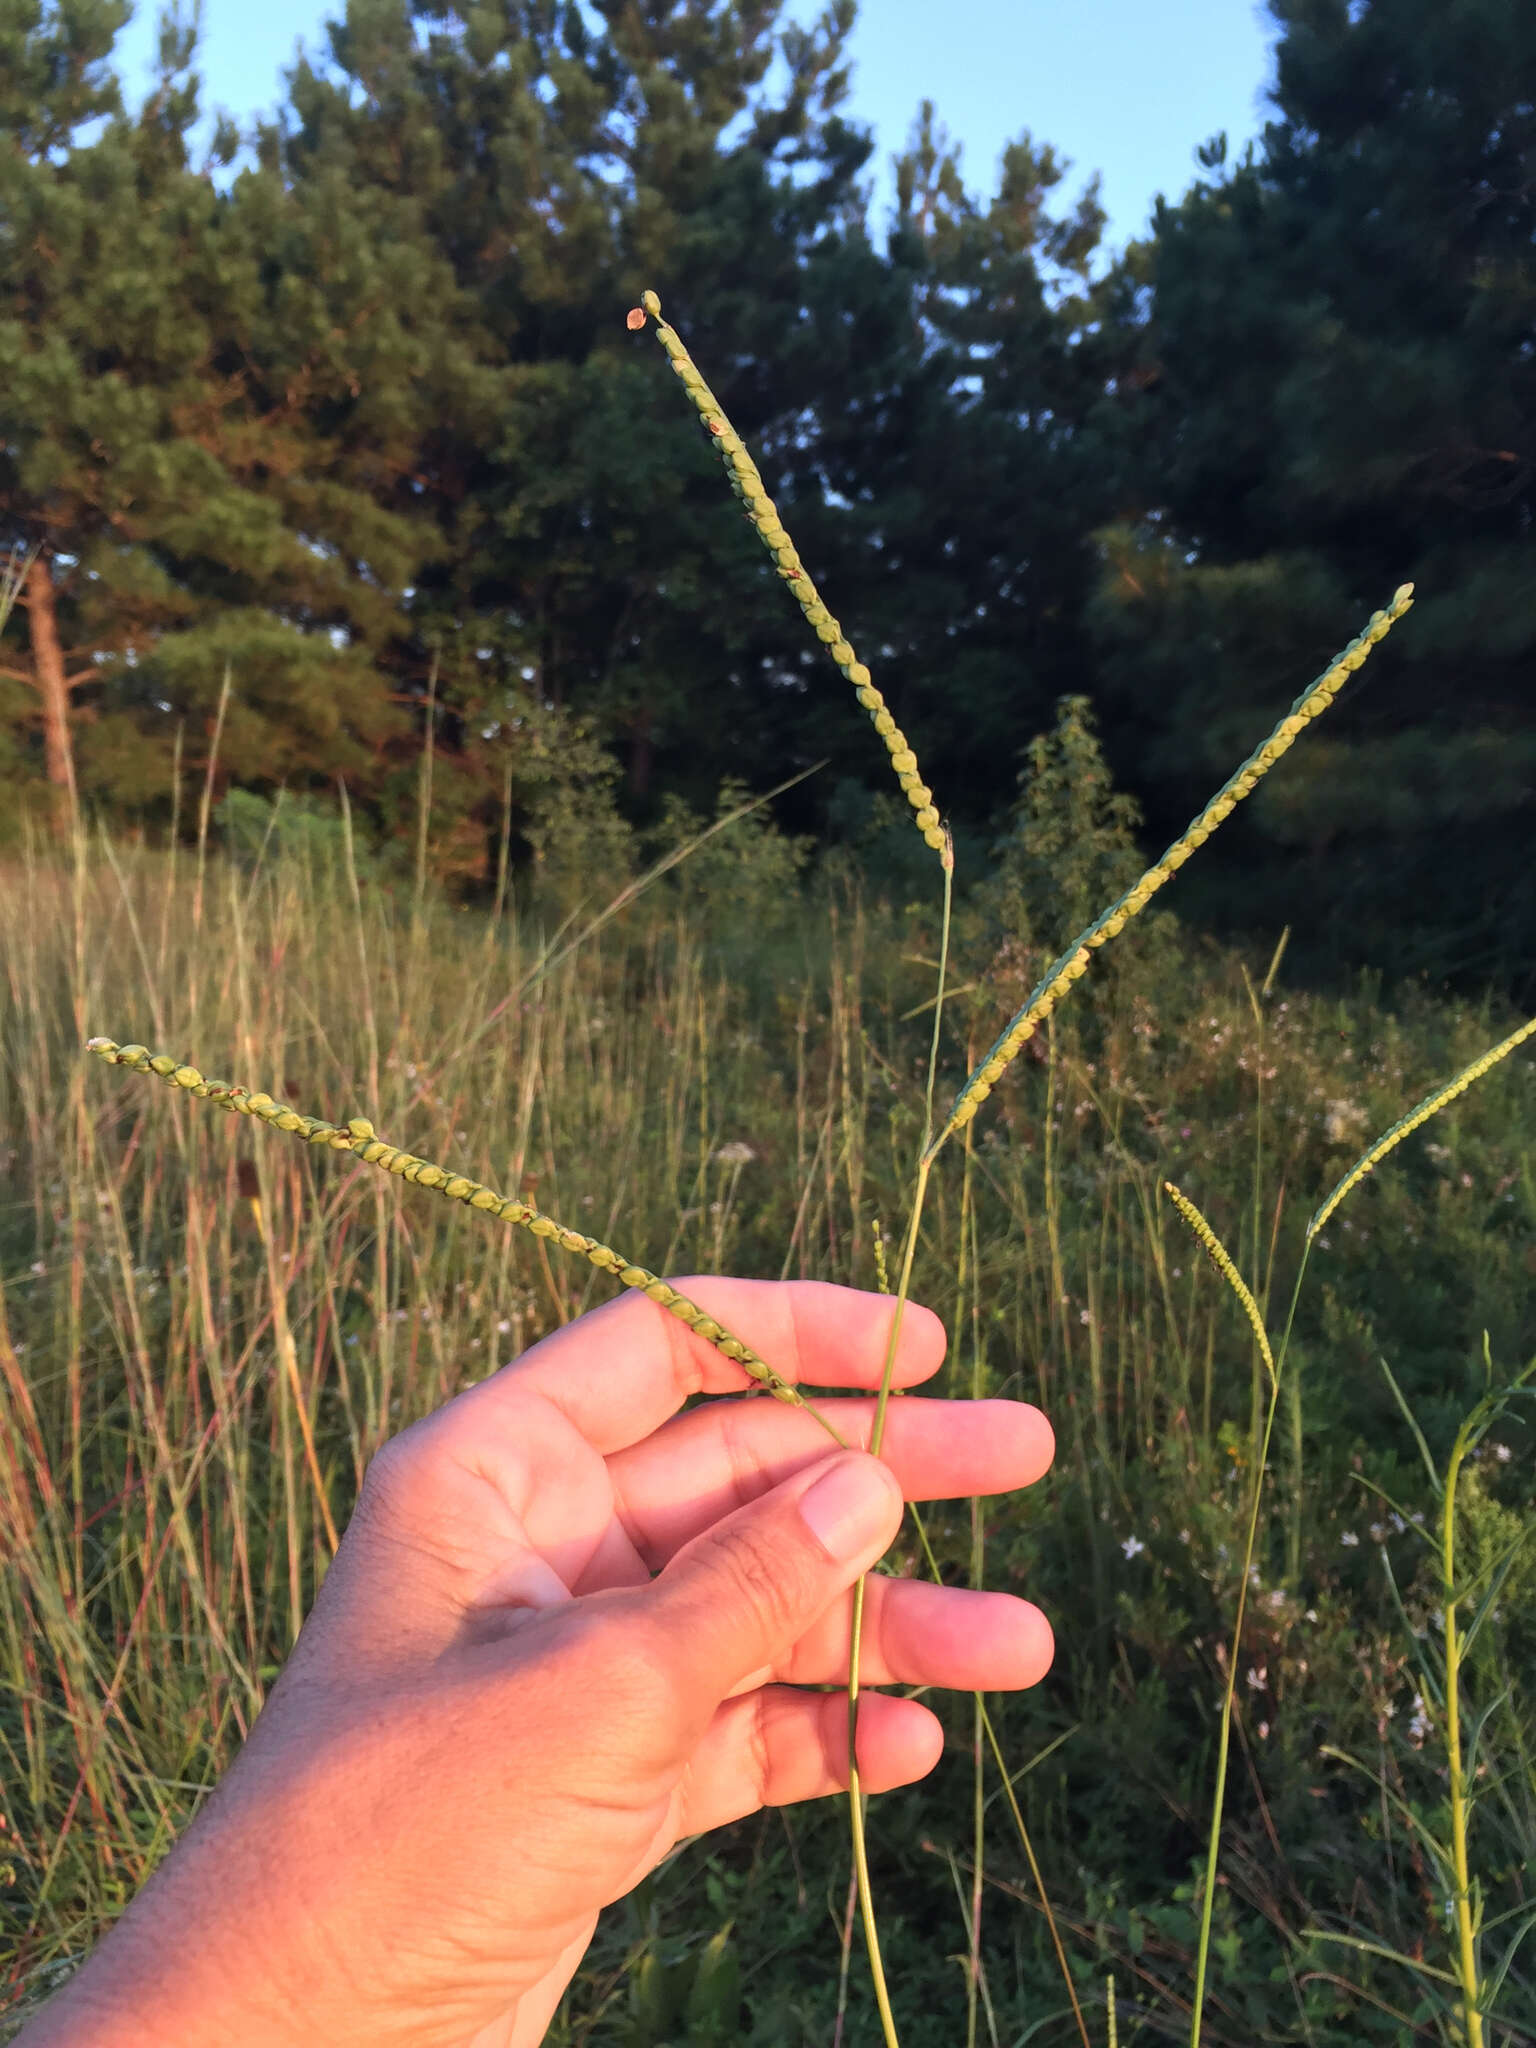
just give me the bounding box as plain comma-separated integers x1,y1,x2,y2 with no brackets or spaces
83,1035,847,1442
631,290,945,856
933,583,1415,1150
1307,1012,1536,1242
1162,1181,1275,1384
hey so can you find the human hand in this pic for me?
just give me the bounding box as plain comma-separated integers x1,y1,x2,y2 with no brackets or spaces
21,1278,1054,2048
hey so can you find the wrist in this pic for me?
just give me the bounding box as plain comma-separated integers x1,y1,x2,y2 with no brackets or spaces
14,1818,308,2048
17,1939,303,2048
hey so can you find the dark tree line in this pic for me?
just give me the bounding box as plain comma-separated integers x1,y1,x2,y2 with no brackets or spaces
2,0,1532,989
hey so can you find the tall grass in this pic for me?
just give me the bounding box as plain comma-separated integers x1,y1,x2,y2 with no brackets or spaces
2,811,1531,2042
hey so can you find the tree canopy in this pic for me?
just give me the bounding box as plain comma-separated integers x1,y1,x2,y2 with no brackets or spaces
1,0,1530,994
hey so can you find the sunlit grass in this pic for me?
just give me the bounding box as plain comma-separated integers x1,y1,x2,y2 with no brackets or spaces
2,804,1532,2042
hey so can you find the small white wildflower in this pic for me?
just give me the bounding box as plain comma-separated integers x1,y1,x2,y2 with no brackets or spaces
1256,1721,1270,1739
1179,1528,1191,1544
1324,1100,1366,1144
1389,1512,1406,1533
711,1141,757,1166
1305,1609,1318,1622
1492,1443,1512,1464
1245,1664,1267,1690
30,1260,45,1276
1341,1530,1360,1547
497,1318,512,1335
1408,1696,1430,1746
1079,1308,1093,1326
1121,1535,1145,1559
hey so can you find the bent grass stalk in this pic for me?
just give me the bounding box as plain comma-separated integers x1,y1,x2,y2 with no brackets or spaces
1161,1183,1288,2048
81,1037,850,1448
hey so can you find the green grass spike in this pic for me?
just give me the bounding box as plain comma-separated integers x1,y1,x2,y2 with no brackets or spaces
1163,1181,1275,1385
84,1034,849,1442
633,289,945,857
1308,1013,1536,1243
932,584,1415,1152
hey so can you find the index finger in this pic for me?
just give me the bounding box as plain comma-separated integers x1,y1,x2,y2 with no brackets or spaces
488,1277,947,1456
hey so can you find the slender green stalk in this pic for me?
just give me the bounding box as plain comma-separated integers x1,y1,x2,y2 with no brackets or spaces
190,663,231,944
1164,1178,1310,2047
1440,1421,1485,2048
842,837,956,2048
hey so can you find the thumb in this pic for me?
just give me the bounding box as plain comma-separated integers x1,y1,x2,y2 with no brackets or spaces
637,1450,905,1710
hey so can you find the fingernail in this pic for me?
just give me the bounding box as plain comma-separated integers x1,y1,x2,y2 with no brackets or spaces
799,1455,898,1561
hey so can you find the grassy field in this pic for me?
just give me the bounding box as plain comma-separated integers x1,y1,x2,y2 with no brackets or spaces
0,810,1532,2043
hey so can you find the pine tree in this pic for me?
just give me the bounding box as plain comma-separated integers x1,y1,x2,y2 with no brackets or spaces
0,2,472,837
0,0,131,829
1092,0,1536,988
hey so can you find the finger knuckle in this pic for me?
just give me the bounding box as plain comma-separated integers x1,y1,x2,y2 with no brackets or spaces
707,1515,808,1640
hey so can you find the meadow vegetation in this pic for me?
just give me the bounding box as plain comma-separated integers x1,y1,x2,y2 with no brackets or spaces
1,749,1531,2041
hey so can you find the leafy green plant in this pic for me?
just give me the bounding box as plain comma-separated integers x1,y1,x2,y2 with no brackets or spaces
1163,1024,1536,2046
1308,1346,1536,2047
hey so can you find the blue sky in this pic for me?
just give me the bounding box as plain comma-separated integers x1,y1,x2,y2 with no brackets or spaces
111,0,1280,253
